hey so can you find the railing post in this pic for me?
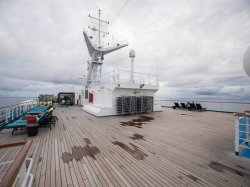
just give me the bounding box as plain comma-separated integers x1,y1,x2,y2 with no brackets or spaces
19,161,26,186
247,117,249,145
235,116,239,155
5,109,8,124
11,108,13,121
117,70,119,82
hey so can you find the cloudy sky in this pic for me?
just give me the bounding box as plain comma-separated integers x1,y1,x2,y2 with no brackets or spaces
0,0,250,100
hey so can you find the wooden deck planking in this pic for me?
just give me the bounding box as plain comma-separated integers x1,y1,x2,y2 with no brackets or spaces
0,106,249,186
76,118,157,186
64,114,125,187
75,113,196,186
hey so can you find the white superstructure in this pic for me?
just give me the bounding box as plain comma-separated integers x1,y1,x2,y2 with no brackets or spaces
82,9,161,116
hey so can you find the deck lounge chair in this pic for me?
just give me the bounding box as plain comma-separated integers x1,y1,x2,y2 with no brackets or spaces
37,111,52,129
195,103,206,111
2,104,54,135
41,108,57,128
173,102,181,109
4,119,27,135
26,105,52,115
188,103,197,111
4,109,52,135
180,103,187,110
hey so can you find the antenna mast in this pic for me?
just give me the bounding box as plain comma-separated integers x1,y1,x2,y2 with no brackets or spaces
83,9,128,88
88,9,109,48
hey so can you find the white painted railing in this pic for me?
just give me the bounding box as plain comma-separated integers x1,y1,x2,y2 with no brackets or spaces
233,112,250,158
0,158,34,187
0,141,33,187
90,69,158,87
155,99,250,113
0,100,37,127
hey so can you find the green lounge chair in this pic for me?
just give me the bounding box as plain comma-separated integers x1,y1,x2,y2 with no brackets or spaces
4,119,27,135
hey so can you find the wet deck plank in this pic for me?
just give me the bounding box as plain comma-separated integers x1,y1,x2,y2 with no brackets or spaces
0,106,250,186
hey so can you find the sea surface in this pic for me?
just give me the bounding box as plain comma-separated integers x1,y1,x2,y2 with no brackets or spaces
0,97,249,112
155,98,250,113
0,97,37,108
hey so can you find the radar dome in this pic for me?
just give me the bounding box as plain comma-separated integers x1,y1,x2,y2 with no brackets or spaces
129,50,135,58
243,46,250,77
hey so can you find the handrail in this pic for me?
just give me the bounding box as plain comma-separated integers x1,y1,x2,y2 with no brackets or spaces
0,100,38,128
0,140,32,187
90,69,158,87
0,100,37,110
233,113,250,117
156,99,250,105
155,99,250,113
0,141,27,149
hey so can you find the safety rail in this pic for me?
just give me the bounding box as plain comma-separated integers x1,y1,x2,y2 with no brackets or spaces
90,69,158,87
0,100,37,128
233,112,250,158
0,140,33,187
155,99,250,113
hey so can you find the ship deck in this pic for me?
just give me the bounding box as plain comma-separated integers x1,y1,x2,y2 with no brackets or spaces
0,106,250,187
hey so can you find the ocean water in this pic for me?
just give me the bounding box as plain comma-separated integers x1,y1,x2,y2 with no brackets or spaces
0,97,37,108
1,97,250,113
155,98,250,113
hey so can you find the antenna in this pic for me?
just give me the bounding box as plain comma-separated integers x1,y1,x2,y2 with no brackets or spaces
88,9,109,48
129,50,135,83
83,10,128,88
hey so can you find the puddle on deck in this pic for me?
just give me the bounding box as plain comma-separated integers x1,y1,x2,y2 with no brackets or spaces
72,145,100,161
38,156,42,162
181,172,200,183
62,152,73,163
130,134,145,141
208,161,249,177
112,141,148,160
62,138,100,163
120,116,154,128
84,138,91,144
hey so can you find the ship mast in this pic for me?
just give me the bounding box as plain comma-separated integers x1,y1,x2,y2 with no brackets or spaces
84,9,128,88
88,9,109,48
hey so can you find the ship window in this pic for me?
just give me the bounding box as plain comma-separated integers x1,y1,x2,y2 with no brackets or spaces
85,90,88,99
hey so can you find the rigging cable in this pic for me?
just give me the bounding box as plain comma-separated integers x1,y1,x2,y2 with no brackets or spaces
111,0,130,24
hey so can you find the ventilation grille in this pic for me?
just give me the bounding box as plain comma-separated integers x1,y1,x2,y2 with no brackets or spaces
116,96,153,115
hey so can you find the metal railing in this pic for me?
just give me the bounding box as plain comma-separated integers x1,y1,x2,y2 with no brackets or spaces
0,100,38,127
0,140,33,187
233,111,250,158
90,69,158,87
155,99,250,113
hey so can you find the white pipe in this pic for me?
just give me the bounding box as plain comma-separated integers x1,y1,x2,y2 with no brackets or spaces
130,57,134,83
